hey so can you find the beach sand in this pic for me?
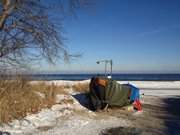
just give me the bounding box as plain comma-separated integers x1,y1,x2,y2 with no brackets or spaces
1,80,180,135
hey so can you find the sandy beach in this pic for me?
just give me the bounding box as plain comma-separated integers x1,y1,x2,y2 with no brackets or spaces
0,80,180,135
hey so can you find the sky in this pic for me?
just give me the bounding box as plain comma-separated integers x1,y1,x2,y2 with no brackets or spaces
37,0,180,74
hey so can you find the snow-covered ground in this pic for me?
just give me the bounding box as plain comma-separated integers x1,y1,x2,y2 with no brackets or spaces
1,80,180,135
31,80,180,96
118,81,180,96
34,114,130,135
30,79,90,87
41,79,180,96
0,93,131,135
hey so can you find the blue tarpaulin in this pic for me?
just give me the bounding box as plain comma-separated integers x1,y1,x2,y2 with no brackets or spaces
125,84,140,101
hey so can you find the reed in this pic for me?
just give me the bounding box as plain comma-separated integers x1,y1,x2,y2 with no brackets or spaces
72,82,89,93
0,77,66,123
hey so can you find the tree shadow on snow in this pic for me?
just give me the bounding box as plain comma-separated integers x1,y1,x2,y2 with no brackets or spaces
161,96,180,135
99,127,144,135
0,131,11,135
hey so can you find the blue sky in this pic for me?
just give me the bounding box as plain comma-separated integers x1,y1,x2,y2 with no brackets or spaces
38,0,180,73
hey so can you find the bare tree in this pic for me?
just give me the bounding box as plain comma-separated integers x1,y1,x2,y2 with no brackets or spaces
0,0,89,71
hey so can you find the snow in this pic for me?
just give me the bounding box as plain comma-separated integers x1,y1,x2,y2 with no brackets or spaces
35,114,130,135
0,94,87,135
1,80,180,135
118,81,180,89
30,79,90,87
118,81,180,97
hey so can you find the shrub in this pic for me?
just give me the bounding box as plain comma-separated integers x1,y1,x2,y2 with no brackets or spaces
72,82,89,93
0,78,67,123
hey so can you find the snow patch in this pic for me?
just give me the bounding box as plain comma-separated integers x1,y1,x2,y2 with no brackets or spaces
0,94,88,135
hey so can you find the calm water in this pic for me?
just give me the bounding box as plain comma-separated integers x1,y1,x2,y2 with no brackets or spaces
29,74,180,81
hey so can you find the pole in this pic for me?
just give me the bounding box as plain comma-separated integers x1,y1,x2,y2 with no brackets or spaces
105,61,107,77
110,60,112,76
96,59,113,77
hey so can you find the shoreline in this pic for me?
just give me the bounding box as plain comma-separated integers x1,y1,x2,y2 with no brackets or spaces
1,80,180,135
31,80,180,96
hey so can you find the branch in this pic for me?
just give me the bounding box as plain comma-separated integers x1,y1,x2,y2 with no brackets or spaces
0,0,15,30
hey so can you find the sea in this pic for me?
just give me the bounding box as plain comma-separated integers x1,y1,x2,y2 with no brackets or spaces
29,74,180,81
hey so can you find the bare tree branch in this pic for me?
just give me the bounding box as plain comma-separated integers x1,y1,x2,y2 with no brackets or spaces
0,0,89,71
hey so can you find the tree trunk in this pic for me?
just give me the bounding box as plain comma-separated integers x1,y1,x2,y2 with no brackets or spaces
0,0,14,29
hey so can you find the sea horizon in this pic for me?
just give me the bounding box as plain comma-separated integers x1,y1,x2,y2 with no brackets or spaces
27,73,180,81
2,72,180,81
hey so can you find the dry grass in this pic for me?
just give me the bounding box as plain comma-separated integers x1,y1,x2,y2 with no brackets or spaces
31,82,67,106
72,82,89,93
0,78,67,123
